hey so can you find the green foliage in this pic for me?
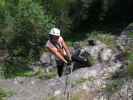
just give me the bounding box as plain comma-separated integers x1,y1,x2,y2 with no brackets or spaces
0,0,132,78
0,88,7,100
127,52,133,62
0,0,6,7
0,0,56,78
128,63,133,77
127,52,133,77
87,31,116,48
10,0,55,59
74,78,88,85
71,94,80,100
34,68,57,80
104,79,124,94
72,77,94,86
8,66,57,79
47,96,57,100
15,71,34,77
0,88,14,100
2,62,31,78
45,0,73,33
0,64,5,79
71,90,90,100
128,32,133,38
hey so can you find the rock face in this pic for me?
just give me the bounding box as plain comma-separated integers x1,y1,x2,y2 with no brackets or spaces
81,40,112,63
0,39,131,100
40,52,56,68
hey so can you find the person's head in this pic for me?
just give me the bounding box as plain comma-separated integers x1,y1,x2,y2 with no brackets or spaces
48,28,60,42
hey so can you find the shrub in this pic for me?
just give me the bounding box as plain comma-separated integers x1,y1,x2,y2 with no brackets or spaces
0,0,56,78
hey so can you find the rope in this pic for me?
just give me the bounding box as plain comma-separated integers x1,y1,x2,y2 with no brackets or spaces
64,62,73,100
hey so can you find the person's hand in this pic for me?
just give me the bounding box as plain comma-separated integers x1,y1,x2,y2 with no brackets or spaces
64,56,72,65
64,60,68,64
65,56,71,62
64,59,71,65
69,56,72,62
67,59,72,65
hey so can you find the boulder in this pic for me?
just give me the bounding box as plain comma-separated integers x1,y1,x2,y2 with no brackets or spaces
40,52,56,68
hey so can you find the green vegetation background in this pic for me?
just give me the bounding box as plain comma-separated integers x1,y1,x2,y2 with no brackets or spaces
0,0,132,78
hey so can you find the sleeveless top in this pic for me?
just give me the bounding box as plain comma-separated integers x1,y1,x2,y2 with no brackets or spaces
46,36,67,59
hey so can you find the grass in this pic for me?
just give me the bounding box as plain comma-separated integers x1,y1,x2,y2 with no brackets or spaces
34,67,57,80
47,96,57,100
15,70,34,77
1,62,57,79
66,31,116,49
46,90,93,100
0,64,4,79
127,51,133,62
128,63,133,77
71,90,95,100
104,79,124,94
87,31,116,48
1,62,33,79
88,56,97,65
72,77,95,86
127,51,133,77
65,31,115,48
128,32,133,38
0,88,7,100
71,93,81,100
0,88,14,100
74,78,88,85
47,95,65,100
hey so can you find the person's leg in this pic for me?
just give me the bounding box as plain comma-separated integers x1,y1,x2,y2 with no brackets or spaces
56,60,64,77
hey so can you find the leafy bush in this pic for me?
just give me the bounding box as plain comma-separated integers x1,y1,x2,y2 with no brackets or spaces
10,0,55,59
1,0,56,58
0,0,56,78
44,0,73,33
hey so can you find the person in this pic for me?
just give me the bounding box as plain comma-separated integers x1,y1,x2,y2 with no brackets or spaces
46,28,72,77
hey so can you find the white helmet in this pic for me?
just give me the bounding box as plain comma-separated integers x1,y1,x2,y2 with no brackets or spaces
48,28,60,36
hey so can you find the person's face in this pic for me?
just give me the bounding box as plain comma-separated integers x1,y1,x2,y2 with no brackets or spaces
51,35,59,42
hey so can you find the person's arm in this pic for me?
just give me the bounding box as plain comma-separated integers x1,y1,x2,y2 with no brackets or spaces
47,47,68,63
62,38,72,61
